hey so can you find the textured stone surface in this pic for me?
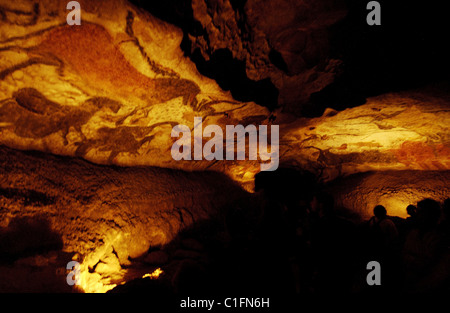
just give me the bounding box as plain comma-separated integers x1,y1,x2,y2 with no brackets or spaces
326,170,450,219
0,0,448,188
0,0,449,293
0,145,246,291
280,88,450,182
0,0,270,188
189,0,347,113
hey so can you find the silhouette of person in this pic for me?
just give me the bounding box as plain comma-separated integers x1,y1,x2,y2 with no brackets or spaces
399,204,418,240
368,205,399,252
308,192,356,292
402,198,444,291
366,205,400,290
406,204,417,219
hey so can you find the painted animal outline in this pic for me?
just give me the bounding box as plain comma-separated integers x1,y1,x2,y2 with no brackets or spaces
0,87,125,144
74,122,179,163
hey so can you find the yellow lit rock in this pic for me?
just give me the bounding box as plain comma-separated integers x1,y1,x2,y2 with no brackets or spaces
0,0,449,293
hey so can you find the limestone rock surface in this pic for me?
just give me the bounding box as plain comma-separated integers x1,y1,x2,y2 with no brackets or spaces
0,145,246,291
189,0,347,113
0,0,448,187
326,170,450,219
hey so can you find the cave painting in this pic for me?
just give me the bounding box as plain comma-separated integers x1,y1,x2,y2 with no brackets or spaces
0,9,270,178
392,141,450,170
171,117,280,171
0,88,122,144
1,23,195,108
0,1,448,179
0,0,449,295
0,87,183,163
75,122,179,163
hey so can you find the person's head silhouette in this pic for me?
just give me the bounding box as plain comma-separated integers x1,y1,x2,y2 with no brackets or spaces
373,205,387,220
406,205,417,217
416,198,440,229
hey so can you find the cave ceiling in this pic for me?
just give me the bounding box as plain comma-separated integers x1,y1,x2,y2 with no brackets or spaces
0,0,448,190
0,0,449,294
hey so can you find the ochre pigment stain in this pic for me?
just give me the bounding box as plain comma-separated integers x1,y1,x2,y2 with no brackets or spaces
392,141,450,170
36,23,200,105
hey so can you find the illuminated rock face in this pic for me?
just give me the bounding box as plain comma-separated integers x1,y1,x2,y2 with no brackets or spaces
0,0,270,188
0,145,246,291
281,88,450,182
327,170,450,219
0,0,449,292
0,0,448,186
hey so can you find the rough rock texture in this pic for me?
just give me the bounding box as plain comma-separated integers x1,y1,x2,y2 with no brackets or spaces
189,0,347,113
0,0,449,293
0,145,246,291
280,88,450,182
326,170,450,220
0,0,448,188
0,0,270,188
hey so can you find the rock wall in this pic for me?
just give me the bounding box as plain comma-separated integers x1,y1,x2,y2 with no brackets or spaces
0,0,448,188
188,0,347,113
327,170,450,219
280,88,450,182
0,0,448,294
0,145,246,291
0,0,270,188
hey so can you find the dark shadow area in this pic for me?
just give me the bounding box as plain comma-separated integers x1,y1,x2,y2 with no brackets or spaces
128,0,279,110
190,48,279,110
0,215,63,263
129,0,203,38
131,0,450,117
111,167,449,308
0,215,73,293
269,48,289,74
305,0,450,117
0,188,55,207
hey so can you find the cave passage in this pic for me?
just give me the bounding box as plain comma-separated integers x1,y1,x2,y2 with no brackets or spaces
0,0,448,303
